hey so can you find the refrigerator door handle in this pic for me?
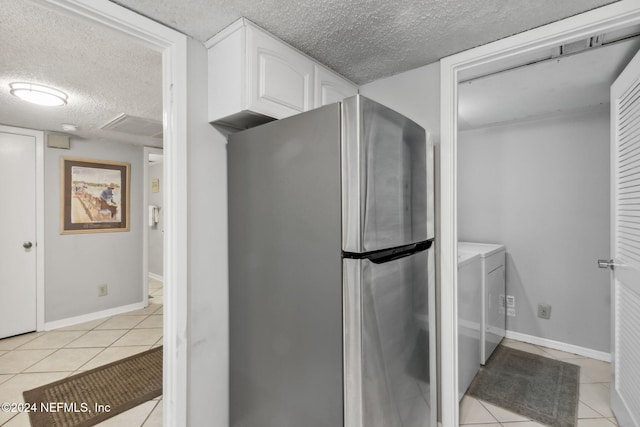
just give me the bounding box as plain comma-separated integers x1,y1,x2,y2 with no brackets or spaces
343,258,364,427
367,240,431,264
343,240,432,264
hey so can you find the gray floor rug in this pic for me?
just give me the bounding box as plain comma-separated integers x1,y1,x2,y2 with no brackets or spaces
467,345,580,427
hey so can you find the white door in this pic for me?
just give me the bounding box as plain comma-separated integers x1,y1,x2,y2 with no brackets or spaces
0,130,37,339
608,49,640,427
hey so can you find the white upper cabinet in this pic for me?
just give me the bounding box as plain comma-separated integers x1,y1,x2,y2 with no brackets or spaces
246,25,314,119
206,18,356,129
314,65,358,108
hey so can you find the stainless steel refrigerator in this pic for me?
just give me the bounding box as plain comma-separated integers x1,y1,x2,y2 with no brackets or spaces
228,95,436,427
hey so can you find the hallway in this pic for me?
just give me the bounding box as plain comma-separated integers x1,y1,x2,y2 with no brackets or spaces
0,278,163,426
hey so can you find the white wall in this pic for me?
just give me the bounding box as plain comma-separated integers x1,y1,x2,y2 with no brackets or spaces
359,62,441,139
148,162,163,277
185,37,229,427
457,108,611,352
44,139,144,322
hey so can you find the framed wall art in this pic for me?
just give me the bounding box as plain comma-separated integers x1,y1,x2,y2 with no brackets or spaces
61,157,131,234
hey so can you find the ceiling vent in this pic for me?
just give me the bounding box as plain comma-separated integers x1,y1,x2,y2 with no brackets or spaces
101,114,163,139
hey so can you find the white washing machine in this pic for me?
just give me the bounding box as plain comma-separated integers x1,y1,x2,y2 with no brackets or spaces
457,249,481,399
458,242,506,365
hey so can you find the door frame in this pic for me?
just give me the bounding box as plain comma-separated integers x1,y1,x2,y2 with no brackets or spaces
0,125,45,332
439,3,640,425
41,1,189,425
143,146,164,306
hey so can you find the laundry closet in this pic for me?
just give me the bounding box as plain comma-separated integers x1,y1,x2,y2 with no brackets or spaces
456,30,640,398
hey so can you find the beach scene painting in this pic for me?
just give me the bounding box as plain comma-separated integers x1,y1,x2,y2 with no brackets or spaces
61,158,130,233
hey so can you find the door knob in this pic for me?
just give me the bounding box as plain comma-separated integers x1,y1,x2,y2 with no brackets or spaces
598,259,620,270
23,241,33,249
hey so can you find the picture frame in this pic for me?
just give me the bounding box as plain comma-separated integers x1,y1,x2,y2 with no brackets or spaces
61,157,130,234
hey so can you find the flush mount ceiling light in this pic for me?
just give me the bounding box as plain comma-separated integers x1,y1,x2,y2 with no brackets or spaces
9,82,68,106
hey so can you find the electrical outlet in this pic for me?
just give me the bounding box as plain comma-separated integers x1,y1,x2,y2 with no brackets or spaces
538,303,552,320
507,308,516,317
506,295,516,308
98,284,108,297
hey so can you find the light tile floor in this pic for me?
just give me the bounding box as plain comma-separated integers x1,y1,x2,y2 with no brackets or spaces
3,284,615,427
461,338,618,427
0,278,163,427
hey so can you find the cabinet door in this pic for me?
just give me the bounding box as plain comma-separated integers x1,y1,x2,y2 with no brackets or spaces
246,25,314,119
314,65,358,108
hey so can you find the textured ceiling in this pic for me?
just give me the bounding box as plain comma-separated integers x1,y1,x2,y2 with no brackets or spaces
0,0,623,148
0,0,162,147
112,0,619,84
458,37,640,130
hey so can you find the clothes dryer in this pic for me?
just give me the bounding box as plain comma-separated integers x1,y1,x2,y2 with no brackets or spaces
458,242,506,364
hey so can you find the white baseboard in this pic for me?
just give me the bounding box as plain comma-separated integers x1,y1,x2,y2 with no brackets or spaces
148,272,163,281
43,302,146,331
505,330,611,362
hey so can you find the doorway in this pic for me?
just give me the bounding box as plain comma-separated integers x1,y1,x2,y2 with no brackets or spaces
144,148,164,307
39,1,189,425
455,36,638,424
439,4,640,425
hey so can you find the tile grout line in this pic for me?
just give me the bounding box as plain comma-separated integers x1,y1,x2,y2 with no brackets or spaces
0,411,19,426
476,398,525,424
139,399,161,427
577,384,613,420
0,331,43,352
11,326,106,374
1,348,57,376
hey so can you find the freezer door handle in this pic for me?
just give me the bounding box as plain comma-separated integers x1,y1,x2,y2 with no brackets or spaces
343,240,432,264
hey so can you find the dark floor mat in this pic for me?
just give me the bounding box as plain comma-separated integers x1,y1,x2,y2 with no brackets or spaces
24,346,162,427
467,345,580,427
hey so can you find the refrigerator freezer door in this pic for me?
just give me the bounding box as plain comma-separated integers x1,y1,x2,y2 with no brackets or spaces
342,95,430,253
344,249,434,427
